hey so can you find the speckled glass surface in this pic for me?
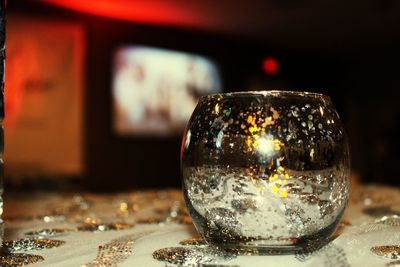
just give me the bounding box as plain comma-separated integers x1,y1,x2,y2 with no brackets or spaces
181,91,350,252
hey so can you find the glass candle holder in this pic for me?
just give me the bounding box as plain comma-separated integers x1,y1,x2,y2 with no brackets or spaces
181,91,350,253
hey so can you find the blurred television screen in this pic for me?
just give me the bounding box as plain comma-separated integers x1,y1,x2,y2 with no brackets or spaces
112,46,222,136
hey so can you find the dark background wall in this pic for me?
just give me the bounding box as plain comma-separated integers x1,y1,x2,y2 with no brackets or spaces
7,0,400,190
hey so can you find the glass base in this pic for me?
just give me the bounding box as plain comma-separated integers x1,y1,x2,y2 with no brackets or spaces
208,233,332,255
186,194,342,255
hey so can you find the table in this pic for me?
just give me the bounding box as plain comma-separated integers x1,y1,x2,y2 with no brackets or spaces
2,184,400,267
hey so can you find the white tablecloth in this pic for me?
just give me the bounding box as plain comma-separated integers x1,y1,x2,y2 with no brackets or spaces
3,185,400,267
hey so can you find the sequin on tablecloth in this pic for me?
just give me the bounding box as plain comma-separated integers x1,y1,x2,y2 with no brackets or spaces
153,246,237,266
82,232,152,267
376,215,400,227
371,246,400,259
24,228,73,238
0,252,44,267
77,222,134,232
3,239,65,252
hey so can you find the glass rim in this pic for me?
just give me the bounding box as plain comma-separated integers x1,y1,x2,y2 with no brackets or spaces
202,90,330,99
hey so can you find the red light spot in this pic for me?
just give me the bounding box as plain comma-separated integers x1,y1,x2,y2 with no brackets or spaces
262,57,278,75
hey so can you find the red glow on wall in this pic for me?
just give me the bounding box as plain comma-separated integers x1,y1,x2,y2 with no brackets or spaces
262,57,279,75
38,0,196,27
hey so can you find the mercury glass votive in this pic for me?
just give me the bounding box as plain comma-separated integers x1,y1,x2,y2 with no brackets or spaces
181,90,350,253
